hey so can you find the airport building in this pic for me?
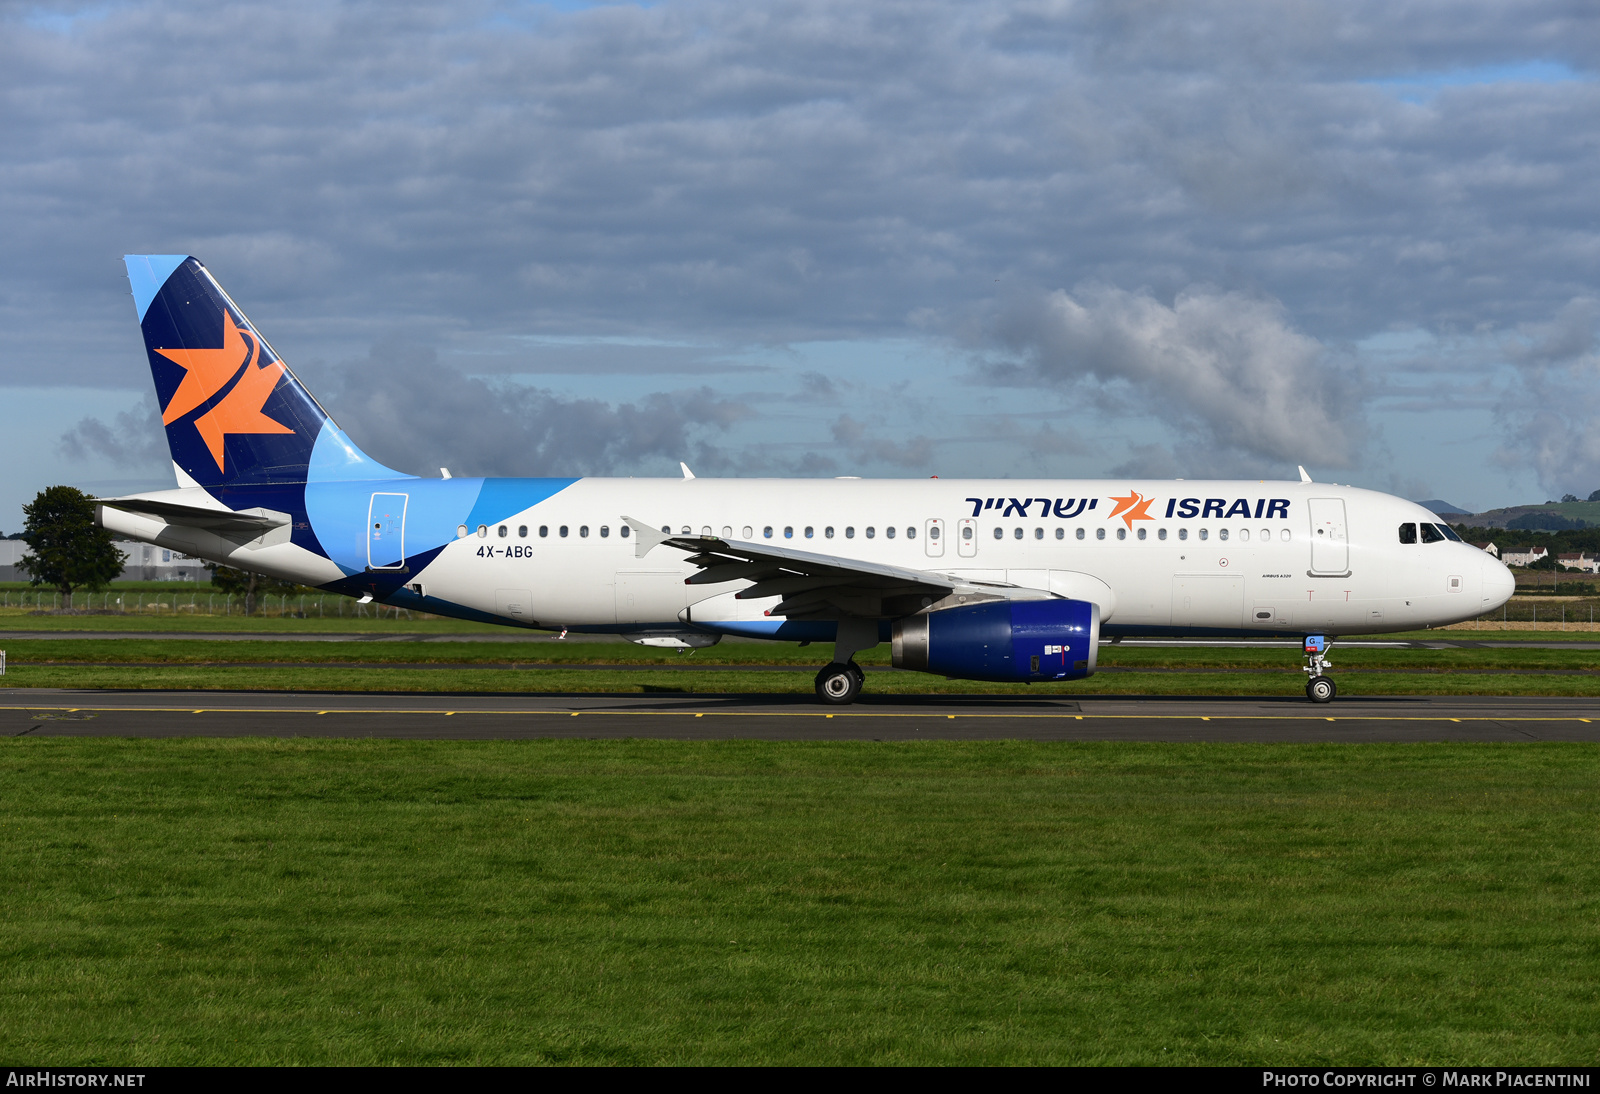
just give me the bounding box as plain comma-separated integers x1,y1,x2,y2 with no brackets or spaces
0,539,204,583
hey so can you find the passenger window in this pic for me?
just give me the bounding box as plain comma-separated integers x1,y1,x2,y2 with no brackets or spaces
1399,523,1417,544
846,527,855,539
743,526,753,538
539,525,548,538
993,527,1003,540
477,525,488,538
866,527,876,539
518,525,528,538
1056,528,1064,540
826,526,835,539
885,526,895,539
702,526,712,535
1096,528,1105,541
560,525,569,537
1116,527,1126,541
1239,529,1249,542
907,526,916,539
620,526,630,538
784,526,794,539
499,525,508,538
1076,528,1085,540
764,526,773,539
1199,528,1209,541
805,526,814,538
1013,527,1023,539
723,526,732,538
1158,528,1167,541
681,526,691,534
1137,528,1146,540
1260,528,1269,541
1178,528,1188,541
457,524,469,539
1421,523,1445,544
579,525,589,537
600,526,610,538
1280,528,1290,540
1035,527,1043,540
1219,528,1229,541
661,526,670,534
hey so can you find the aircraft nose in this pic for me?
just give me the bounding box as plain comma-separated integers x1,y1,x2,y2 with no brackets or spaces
1482,555,1515,611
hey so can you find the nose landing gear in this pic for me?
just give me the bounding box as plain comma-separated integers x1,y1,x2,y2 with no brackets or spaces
1303,634,1336,703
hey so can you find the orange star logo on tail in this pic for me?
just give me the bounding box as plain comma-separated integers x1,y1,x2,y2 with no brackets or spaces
153,311,293,472
1107,490,1156,529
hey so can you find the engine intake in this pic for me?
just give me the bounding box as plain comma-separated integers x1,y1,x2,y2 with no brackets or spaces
891,598,1100,682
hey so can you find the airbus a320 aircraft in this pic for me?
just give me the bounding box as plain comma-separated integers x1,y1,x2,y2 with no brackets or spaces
95,256,1516,704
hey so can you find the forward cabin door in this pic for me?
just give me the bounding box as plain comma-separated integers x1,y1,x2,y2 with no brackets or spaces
367,492,408,571
1308,498,1350,575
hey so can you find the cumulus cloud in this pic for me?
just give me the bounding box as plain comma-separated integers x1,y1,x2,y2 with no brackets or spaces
312,338,752,477
987,284,1365,470
1492,297,1600,496
57,396,167,468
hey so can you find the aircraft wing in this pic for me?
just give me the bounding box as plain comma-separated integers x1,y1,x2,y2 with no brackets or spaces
625,516,989,619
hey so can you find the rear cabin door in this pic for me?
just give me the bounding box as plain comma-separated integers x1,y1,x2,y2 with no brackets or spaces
1308,498,1350,574
367,492,408,570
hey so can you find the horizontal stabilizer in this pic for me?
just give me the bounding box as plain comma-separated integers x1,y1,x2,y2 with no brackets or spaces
95,489,290,533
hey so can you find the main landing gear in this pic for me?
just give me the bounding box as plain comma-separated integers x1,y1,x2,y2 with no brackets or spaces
1303,634,1336,703
815,661,865,704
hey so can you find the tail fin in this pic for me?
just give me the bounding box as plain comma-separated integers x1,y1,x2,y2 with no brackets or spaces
124,255,400,490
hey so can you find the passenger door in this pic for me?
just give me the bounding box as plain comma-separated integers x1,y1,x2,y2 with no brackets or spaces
367,492,408,571
1308,498,1350,575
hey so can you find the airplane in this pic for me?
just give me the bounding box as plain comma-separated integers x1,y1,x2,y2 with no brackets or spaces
94,255,1517,705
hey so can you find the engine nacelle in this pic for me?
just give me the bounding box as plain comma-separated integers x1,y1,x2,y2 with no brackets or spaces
891,598,1100,683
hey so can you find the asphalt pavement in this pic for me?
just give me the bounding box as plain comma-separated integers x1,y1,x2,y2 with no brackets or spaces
3,689,1596,741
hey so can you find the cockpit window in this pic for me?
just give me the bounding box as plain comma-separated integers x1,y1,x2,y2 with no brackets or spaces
1420,523,1446,544
1438,524,1463,542
1399,523,1417,544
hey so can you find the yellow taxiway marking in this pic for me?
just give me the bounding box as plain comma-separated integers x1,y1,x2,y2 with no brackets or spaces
2,705,1596,724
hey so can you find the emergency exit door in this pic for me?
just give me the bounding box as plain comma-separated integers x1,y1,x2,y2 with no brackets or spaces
1308,497,1349,575
367,492,408,570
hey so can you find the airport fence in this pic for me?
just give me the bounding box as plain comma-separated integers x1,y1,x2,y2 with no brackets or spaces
0,589,422,620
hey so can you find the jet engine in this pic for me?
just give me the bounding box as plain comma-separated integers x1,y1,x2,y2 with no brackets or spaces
891,598,1100,683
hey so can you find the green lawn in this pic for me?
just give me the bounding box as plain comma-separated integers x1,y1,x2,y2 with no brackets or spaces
1,638,1594,696
1,739,1596,1064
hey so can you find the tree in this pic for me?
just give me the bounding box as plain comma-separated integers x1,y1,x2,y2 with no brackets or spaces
1589,489,1600,502
207,563,301,616
1562,493,1580,503
18,486,125,607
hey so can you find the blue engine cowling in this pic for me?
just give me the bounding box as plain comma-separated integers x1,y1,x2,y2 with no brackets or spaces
890,598,1101,682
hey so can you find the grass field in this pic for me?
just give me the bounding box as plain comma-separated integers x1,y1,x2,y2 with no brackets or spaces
1,637,1595,696
1,738,1597,1065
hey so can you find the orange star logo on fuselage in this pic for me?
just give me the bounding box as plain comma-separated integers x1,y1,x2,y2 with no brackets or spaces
1107,490,1156,529
153,312,293,472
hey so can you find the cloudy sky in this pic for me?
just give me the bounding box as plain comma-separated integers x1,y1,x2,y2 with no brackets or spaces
3,0,1599,530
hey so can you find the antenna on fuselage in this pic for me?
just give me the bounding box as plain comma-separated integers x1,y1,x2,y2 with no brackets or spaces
680,462,696,480
1298,465,1313,483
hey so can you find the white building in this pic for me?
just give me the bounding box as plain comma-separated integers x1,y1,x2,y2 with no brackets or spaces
1500,545,1550,567
0,539,204,582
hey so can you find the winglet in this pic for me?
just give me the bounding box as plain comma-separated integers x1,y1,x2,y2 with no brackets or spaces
623,515,671,559
1298,465,1313,483
680,462,696,480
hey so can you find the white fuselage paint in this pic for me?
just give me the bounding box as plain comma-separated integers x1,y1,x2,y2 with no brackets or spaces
370,478,1514,637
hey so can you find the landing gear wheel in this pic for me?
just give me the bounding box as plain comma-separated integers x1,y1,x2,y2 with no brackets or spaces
1306,676,1337,704
816,662,863,705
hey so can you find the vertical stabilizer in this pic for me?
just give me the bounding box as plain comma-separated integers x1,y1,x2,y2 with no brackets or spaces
123,255,401,489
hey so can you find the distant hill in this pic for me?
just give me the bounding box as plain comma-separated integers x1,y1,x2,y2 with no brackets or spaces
1416,499,1470,516
1455,502,1600,531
